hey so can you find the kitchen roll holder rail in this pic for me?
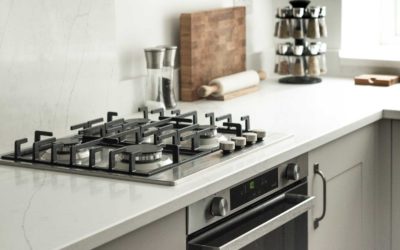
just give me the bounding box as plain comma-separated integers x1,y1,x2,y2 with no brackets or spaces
274,0,327,84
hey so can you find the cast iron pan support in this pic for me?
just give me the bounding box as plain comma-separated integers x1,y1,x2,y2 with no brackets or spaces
142,124,174,145
108,127,141,144
241,115,251,132
138,107,149,119
216,114,242,136
206,113,215,126
14,138,28,160
51,143,64,163
34,131,53,142
33,137,56,161
70,118,104,131
107,111,118,122
151,108,165,119
156,131,180,163
176,124,200,146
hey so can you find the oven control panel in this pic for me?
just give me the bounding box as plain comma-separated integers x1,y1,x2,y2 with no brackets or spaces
230,168,278,210
187,153,308,235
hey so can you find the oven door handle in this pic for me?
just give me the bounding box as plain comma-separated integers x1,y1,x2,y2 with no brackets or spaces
188,193,315,250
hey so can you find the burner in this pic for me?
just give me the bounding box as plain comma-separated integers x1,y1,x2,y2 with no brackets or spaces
122,144,163,163
56,136,81,153
199,127,218,138
197,133,228,151
40,148,90,163
39,136,91,163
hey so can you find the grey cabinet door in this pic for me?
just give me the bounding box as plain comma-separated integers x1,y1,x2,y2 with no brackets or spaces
96,209,186,250
309,163,363,250
308,121,391,250
392,121,400,250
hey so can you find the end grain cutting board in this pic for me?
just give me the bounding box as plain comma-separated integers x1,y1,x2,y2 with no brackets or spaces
180,7,246,101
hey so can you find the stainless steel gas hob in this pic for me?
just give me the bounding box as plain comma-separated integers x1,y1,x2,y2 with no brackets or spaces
0,108,291,185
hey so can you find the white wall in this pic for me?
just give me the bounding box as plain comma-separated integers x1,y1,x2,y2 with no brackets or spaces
115,0,276,83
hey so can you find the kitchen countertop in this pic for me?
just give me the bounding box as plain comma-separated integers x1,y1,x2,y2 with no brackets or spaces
1,77,400,250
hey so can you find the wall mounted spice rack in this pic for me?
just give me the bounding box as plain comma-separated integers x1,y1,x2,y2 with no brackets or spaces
274,0,327,84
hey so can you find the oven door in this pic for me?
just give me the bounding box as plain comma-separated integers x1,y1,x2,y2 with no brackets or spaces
188,183,314,250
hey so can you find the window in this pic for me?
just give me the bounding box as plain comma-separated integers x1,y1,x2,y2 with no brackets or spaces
340,0,400,63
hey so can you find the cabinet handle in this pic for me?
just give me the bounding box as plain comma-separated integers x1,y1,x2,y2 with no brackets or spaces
313,163,327,229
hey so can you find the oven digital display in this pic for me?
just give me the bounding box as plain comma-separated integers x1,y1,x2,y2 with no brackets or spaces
230,168,279,210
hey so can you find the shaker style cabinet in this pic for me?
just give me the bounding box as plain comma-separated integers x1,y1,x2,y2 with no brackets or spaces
96,209,186,250
308,121,392,250
392,120,400,250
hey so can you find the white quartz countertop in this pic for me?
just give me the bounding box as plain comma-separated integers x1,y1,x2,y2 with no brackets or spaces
2,77,400,250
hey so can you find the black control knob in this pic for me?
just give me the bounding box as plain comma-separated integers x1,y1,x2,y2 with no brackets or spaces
210,197,228,217
286,163,300,181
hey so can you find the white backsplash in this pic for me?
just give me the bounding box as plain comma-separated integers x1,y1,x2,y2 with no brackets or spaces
0,0,124,152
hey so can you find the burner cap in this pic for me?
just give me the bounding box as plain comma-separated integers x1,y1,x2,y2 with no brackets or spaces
198,125,218,138
55,136,82,154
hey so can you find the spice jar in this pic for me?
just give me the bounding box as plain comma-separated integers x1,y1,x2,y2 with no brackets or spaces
144,47,166,110
277,55,291,75
291,18,305,39
319,6,328,37
319,42,328,74
308,55,320,76
276,7,292,39
291,56,305,76
277,19,291,38
306,6,321,39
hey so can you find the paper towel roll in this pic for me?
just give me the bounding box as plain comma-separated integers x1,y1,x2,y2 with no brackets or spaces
197,70,266,98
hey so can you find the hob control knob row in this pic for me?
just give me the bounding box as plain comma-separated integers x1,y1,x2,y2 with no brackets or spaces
210,197,228,217
219,129,266,154
286,163,300,181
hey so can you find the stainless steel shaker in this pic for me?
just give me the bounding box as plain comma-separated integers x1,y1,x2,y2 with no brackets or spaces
144,47,166,110
159,45,178,109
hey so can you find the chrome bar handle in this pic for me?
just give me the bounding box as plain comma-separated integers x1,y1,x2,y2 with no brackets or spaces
313,163,327,229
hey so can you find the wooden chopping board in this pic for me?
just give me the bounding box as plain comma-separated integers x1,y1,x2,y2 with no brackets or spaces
180,7,246,101
354,74,399,87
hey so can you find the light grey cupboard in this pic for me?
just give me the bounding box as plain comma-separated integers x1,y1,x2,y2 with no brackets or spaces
308,121,392,250
96,209,186,250
392,120,400,250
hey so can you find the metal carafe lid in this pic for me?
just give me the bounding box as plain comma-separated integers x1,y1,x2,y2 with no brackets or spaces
144,47,165,69
159,45,177,67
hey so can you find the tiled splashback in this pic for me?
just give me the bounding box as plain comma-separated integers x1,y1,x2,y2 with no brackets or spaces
0,0,276,152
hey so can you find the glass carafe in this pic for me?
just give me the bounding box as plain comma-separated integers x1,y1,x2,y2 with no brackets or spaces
144,47,166,110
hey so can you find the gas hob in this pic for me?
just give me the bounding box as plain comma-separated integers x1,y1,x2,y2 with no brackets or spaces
0,108,290,185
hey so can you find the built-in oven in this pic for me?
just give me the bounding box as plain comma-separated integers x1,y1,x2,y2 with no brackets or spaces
187,154,314,250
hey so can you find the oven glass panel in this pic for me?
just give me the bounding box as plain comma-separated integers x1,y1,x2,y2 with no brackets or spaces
241,214,307,250
230,168,278,210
